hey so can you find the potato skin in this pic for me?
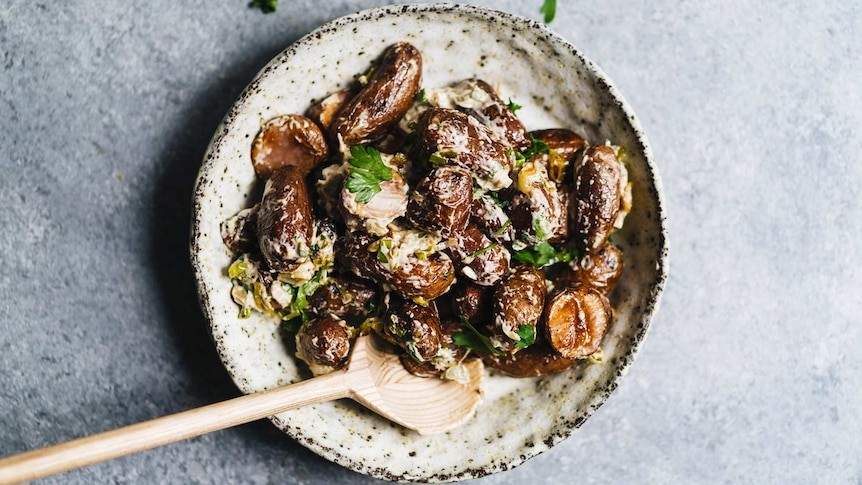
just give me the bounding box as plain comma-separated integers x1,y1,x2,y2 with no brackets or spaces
532,129,587,163
556,242,624,294
509,155,567,245
491,265,546,352
338,231,455,301
383,292,442,362
542,285,610,359
400,318,470,377
571,145,623,253
407,166,473,237
307,273,379,323
333,42,422,146
448,224,510,287
251,115,329,178
481,342,576,377
455,79,531,151
307,86,357,132
452,282,493,326
470,193,514,242
257,166,314,272
416,107,513,191
295,316,352,368
221,205,259,254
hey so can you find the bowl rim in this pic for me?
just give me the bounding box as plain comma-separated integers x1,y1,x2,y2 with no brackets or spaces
190,3,668,482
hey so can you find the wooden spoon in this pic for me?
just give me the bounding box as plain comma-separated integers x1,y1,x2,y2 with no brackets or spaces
0,335,484,484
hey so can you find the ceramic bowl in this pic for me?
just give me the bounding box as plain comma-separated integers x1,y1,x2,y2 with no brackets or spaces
191,3,667,482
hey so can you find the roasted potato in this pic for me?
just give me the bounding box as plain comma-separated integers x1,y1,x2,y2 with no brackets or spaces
542,285,610,359
307,86,357,132
491,265,546,352
338,230,455,301
481,342,576,377
251,114,329,178
571,145,624,253
407,166,473,237
220,204,259,254
416,107,513,191
333,42,422,146
307,273,379,323
340,168,409,227
470,193,514,242
556,242,624,294
532,128,587,183
383,292,442,362
257,165,314,272
448,224,510,286
509,155,567,245
448,79,531,151
295,316,352,373
452,282,493,326
400,318,470,377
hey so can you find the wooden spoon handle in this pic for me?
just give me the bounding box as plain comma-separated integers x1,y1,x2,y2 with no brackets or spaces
0,370,349,485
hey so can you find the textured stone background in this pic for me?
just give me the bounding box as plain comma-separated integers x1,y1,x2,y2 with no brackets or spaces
1,1,860,483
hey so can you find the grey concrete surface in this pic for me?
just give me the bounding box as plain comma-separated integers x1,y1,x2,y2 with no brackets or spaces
1,1,860,483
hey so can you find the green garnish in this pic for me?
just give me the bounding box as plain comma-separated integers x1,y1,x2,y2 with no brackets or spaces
429,150,457,167
513,242,577,268
488,190,509,208
524,135,550,159
376,238,392,264
429,152,448,167
506,97,522,112
417,88,429,103
514,325,536,348
228,259,249,280
513,135,551,169
492,219,512,238
463,242,498,261
345,145,393,203
249,0,277,14
540,0,557,23
453,316,505,355
532,215,550,242
280,269,326,325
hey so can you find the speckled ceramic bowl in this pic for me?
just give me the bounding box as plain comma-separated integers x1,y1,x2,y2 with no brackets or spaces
191,3,667,482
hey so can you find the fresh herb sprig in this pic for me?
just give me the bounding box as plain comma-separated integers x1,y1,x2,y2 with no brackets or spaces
540,0,557,23
506,97,522,112
249,0,277,14
345,145,393,203
514,324,537,349
453,316,504,356
281,269,327,332
513,135,550,168
513,242,577,267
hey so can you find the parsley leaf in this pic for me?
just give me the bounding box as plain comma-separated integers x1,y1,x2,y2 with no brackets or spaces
514,325,536,348
540,0,557,23
513,242,578,267
249,0,277,14
453,316,505,355
513,135,550,169
523,135,550,159
345,145,393,203
506,97,522,112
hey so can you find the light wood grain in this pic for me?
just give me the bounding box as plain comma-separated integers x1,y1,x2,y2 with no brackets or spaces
0,335,483,484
